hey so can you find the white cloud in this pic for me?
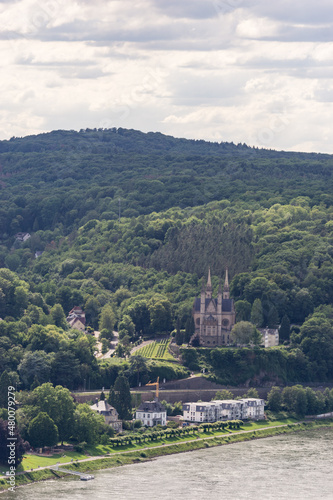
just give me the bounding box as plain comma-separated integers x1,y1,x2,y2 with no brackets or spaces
0,0,332,152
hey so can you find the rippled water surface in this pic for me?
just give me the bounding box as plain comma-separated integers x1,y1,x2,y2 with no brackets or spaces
4,428,333,500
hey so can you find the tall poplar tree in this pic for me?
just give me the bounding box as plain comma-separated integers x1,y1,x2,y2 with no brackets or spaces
250,298,264,328
109,375,132,420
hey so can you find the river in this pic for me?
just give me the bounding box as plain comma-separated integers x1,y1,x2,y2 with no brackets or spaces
3,427,333,500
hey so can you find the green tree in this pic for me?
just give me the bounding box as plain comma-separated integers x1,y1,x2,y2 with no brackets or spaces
99,304,115,339
18,350,53,388
28,412,59,448
235,300,251,322
109,375,132,420
184,317,195,343
72,404,105,444
175,318,183,346
244,388,259,398
14,285,29,315
50,303,68,329
32,383,75,444
85,296,100,330
0,371,11,408
267,386,282,412
282,385,308,416
279,314,290,343
267,305,279,328
50,350,81,388
118,314,135,340
231,321,259,346
148,296,173,333
0,419,28,465
214,389,234,400
250,298,264,328
126,355,148,387
127,300,151,336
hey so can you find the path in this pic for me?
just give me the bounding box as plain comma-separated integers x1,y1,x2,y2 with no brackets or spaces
16,422,299,476
94,331,119,359
130,339,154,355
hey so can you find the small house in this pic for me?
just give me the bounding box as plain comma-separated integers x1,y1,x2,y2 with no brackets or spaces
67,306,86,331
90,399,122,432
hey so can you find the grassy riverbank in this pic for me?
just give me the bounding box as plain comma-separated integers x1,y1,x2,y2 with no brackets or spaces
1,419,332,493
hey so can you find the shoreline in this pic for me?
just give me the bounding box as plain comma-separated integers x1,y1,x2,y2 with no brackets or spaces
1,420,332,494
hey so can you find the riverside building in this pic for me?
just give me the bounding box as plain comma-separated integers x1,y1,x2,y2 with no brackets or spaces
182,398,265,423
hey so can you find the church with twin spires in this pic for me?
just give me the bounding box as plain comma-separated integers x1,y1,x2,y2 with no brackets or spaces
192,268,236,347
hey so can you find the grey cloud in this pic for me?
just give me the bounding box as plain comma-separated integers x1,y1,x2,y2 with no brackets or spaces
261,25,333,43
314,86,333,102
153,0,219,19
252,0,333,24
36,20,188,44
15,55,97,67
58,67,111,79
167,71,247,106
239,56,331,71
154,0,252,20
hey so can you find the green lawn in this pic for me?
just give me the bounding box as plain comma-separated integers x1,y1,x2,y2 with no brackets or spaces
16,451,89,472
1,418,301,474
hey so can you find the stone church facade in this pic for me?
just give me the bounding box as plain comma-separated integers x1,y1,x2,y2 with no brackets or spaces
192,269,236,347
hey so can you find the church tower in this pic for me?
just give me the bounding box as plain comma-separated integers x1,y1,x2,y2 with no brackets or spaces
205,267,212,299
192,268,236,347
223,267,230,299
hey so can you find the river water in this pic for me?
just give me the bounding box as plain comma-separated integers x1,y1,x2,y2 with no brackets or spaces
4,428,333,500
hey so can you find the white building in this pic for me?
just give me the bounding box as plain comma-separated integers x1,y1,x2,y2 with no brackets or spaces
182,398,265,423
241,398,265,420
136,398,167,427
260,328,279,347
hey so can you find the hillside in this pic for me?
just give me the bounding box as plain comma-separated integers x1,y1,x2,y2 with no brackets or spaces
0,128,332,244
0,128,333,390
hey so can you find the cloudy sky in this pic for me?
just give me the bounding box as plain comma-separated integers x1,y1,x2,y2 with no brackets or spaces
1,0,333,153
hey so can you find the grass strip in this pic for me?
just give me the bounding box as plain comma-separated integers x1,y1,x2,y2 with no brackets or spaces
2,420,332,493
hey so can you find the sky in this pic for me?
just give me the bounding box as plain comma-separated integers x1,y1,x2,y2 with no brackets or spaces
1,0,333,153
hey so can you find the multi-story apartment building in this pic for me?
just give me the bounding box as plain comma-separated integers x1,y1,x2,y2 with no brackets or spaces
182,398,265,423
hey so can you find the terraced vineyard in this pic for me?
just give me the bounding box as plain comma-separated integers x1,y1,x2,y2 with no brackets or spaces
132,337,174,360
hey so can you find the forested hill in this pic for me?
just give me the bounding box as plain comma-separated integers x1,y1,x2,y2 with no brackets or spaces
1,128,333,242
0,127,327,157
1,128,333,388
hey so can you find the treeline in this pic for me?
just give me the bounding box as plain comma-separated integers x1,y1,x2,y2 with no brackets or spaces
181,305,333,384
0,267,189,390
109,420,243,447
267,385,333,417
14,196,333,330
0,127,333,255
0,382,113,455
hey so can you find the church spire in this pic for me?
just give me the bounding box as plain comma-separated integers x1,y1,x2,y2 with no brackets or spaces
223,267,230,299
206,267,212,299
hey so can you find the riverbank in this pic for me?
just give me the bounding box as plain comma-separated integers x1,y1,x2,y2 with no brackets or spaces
1,419,332,494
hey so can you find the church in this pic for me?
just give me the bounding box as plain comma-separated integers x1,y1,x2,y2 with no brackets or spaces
192,269,236,347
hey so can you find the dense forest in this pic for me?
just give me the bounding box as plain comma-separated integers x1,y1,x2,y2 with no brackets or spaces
0,128,333,390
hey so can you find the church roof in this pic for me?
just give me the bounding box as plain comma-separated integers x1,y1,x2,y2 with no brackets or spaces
193,297,233,312
221,299,233,312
